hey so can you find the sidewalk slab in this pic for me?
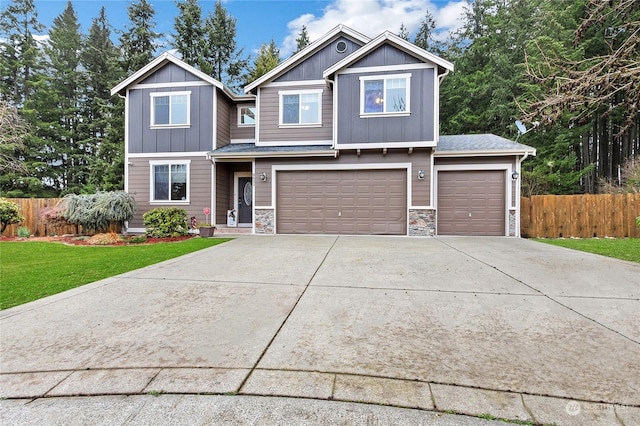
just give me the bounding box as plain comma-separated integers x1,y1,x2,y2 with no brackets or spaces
46,368,159,396
240,369,334,399
431,384,531,422
522,394,622,426
334,374,434,410
0,371,72,399
145,367,250,394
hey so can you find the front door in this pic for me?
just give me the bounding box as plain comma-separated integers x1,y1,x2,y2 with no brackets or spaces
237,175,252,225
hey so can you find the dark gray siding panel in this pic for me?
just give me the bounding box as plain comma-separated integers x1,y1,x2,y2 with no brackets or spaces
128,85,214,153
351,44,422,68
337,68,435,145
275,37,364,82
140,63,201,84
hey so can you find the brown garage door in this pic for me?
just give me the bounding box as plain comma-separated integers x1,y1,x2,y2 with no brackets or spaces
277,169,406,235
437,170,505,236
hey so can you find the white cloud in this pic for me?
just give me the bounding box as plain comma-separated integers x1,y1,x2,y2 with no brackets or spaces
281,0,466,55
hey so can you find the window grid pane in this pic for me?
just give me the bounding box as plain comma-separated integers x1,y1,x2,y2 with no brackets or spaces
170,95,188,125
283,95,299,124
386,78,407,112
154,165,169,200
240,107,255,125
364,80,384,113
170,164,187,200
154,96,170,125
300,93,319,124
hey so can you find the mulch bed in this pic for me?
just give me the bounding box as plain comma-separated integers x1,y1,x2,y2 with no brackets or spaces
0,234,194,246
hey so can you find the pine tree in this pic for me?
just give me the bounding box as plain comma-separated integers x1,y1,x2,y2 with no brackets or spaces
398,23,410,41
43,0,85,193
82,7,123,191
246,39,280,84
0,0,44,106
414,10,438,52
294,25,310,53
119,0,159,74
202,0,248,91
173,0,205,67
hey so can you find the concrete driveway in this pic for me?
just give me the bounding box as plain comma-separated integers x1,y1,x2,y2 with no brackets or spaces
1,236,639,425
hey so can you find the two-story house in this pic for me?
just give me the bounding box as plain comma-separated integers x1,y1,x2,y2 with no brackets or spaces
111,25,535,237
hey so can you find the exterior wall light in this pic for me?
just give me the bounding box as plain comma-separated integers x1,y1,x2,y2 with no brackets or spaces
512,171,519,180
417,170,425,180
260,172,267,182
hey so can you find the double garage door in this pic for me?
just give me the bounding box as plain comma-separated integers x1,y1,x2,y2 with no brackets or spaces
437,170,506,236
276,169,406,235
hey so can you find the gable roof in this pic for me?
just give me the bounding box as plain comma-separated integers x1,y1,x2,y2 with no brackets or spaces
110,52,253,102
436,134,536,157
244,24,371,94
323,31,454,80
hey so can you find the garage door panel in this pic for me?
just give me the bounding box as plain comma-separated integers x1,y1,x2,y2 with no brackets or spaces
437,170,505,236
277,169,406,235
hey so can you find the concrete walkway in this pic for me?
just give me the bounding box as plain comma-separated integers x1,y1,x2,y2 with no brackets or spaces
1,236,639,425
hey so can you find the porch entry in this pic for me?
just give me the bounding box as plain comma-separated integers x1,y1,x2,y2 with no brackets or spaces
234,172,253,226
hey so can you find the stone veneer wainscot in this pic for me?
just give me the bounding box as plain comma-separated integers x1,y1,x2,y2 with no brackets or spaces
255,209,275,234
409,209,436,236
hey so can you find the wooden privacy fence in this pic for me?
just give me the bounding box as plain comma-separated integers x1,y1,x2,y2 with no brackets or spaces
2,198,120,237
521,194,640,238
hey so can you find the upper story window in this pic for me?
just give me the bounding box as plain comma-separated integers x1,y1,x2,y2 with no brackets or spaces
149,160,190,204
150,91,190,128
279,89,322,126
360,74,411,117
238,105,256,126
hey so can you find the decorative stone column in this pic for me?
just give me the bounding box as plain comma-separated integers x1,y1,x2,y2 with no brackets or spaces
408,209,436,236
508,210,517,237
255,209,275,234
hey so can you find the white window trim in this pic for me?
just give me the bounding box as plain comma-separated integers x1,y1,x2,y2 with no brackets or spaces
149,159,191,204
359,73,411,117
150,91,191,129
237,104,256,127
278,88,323,127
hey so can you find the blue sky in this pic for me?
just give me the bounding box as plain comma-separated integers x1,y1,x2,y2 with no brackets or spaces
27,0,466,57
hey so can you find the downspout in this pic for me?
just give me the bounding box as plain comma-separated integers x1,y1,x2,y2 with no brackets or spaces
438,68,450,83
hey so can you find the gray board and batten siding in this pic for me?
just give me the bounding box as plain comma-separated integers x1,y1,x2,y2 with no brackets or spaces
274,37,365,82
128,63,215,153
337,44,436,146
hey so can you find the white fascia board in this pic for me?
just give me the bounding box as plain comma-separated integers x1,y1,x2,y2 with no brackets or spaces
210,150,337,160
323,31,454,80
112,51,249,102
335,141,437,149
434,149,537,157
244,24,371,94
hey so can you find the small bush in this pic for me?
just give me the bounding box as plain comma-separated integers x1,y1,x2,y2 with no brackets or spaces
88,232,122,245
143,207,188,238
127,235,148,244
40,206,70,230
0,198,24,234
17,227,30,238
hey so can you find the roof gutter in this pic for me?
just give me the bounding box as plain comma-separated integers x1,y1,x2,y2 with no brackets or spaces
208,149,337,161
434,149,537,158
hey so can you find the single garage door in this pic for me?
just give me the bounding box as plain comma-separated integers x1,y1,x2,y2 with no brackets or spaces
437,170,505,236
277,169,406,235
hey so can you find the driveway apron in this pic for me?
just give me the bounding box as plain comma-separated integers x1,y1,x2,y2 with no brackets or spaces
1,236,639,425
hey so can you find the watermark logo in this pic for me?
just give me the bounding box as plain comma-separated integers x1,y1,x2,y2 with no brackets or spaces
566,401,581,416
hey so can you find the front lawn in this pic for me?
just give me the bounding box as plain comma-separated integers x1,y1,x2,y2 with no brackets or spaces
0,238,231,310
534,238,640,263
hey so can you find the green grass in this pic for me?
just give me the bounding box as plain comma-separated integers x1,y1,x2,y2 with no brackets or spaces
0,238,231,310
534,238,640,263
